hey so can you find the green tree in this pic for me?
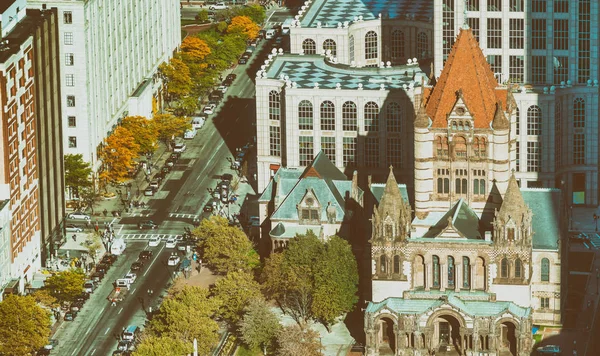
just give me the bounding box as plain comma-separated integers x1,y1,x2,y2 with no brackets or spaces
261,233,358,329
276,324,322,356
236,4,266,25
132,335,192,356
171,96,199,117
0,295,51,356
83,234,103,264
239,298,281,355
216,21,228,33
153,113,192,143
194,216,259,274
148,286,220,354
196,9,209,23
159,57,192,100
64,154,92,197
30,289,59,309
43,268,86,304
212,271,262,324
121,116,158,155
77,186,102,214
99,126,140,185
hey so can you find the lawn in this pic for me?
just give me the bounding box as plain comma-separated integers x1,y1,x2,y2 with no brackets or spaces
236,345,262,356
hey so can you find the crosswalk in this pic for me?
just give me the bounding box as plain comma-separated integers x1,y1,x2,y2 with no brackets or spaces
121,210,200,220
588,233,600,249
120,234,183,240
168,212,200,220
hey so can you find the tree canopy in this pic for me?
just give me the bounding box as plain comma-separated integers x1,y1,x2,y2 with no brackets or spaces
261,233,358,328
212,271,262,324
180,36,211,63
99,126,140,185
64,154,92,196
159,57,192,100
239,298,281,355
194,216,259,274
236,4,266,24
132,335,192,356
0,295,51,356
43,268,86,304
121,116,158,155
153,113,191,143
227,16,260,40
276,324,322,356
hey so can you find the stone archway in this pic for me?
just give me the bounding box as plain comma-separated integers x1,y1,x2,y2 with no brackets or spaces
378,317,396,355
499,320,518,355
427,311,465,355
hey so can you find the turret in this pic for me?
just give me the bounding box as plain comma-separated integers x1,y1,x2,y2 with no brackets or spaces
413,100,434,219
492,101,510,195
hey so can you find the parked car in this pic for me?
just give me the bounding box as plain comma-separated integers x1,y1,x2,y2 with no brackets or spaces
130,261,144,272
148,236,161,247
123,272,137,284
101,254,117,266
149,180,160,190
170,152,181,161
203,104,216,115
224,73,237,84
217,85,228,94
138,220,158,229
65,224,83,232
173,143,186,153
144,187,156,196
76,292,90,302
91,271,104,282
165,238,176,249
67,212,91,221
209,2,228,10
203,203,214,212
117,340,133,352
238,57,248,65
139,250,153,260
167,255,181,266
96,263,109,274
64,311,77,321
166,157,176,167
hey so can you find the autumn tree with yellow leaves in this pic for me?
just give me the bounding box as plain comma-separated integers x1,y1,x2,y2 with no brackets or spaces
153,113,192,143
227,16,260,40
121,115,158,155
180,36,211,63
99,126,140,185
159,57,192,100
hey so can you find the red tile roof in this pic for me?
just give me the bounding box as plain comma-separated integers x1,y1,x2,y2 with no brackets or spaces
425,28,509,129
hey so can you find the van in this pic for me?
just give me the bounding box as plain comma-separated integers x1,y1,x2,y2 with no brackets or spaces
122,325,140,341
83,280,96,293
265,29,276,40
116,279,130,288
184,129,197,139
191,116,206,129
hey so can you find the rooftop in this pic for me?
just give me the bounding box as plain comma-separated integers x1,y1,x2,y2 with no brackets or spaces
298,0,432,28
0,14,36,64
263,54,428,90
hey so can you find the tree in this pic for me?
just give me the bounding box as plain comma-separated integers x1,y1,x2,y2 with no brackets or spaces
194,216,259,274
239,298,281,355
216,21,228,33
43,268,86,304
276,324,322,356
64,154,92,197
0,295,51,356
236,4,266,25
121,116,158,155
83,234,103,264
159,57,192,100
30,289,58,309
153,113,192,143
212,271,262,324
148,286,220,354
227,16,260,40
77,186,102,214
99,126,140,185
261,233,358,329
196,9,209,23
171,96,199,117
132,335,192,356
180,36,211,63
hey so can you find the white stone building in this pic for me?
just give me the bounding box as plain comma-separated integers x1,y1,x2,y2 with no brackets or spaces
433,0,600,206
28,0,181,170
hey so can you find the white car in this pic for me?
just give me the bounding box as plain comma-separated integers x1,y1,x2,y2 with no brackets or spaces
217,85,228,94
173,143,186,153
167,255,181,266
148,236,161,247
65,224,83,232
209,2,228,10
165,238,176,248
203,104,216,115
124,272,137,284
68,212,91,221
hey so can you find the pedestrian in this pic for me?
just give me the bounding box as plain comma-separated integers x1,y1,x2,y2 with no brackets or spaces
72,234,76,242
111,300,116,306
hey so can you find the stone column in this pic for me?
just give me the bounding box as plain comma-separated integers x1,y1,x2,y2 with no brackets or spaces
440,263,447,291
470,264,476,291
425,262,431,291
393,324,400,356
455,262,462,292
365,327,377,356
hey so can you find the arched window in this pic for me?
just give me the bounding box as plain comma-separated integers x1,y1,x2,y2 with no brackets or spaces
269,91,280,121
507,227,515,241
349,35,355,63
541,258,550,282
527,105,542,135
451,121,457,130
433,256,440,288
416,32,428,58
574,97,585,128
380,255,387,273
447,256,455,287
393,255,401,274
391,30,405,60
302,38,316,55
342,101,357,131
386,102,402,132
515,258,522,278
454,136,467,158
462,257,470,288
458,121,464,131
320,101,335,131
364,101,379,131
298,100,313,130
501,258,509,278
436,136,449,157
365,31,378,60
323,39,336,56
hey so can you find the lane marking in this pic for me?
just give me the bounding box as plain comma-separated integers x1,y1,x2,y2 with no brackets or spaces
91,349,96,355
104,327,110,335
144,244,166,277
132,287,136,294
118,307,123,314
85,324,93,336
118,224,124,234
71,350,77,356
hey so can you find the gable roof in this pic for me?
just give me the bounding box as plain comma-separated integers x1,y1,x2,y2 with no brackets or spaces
425,28,509,129
301,151,347,180
423,199,482,239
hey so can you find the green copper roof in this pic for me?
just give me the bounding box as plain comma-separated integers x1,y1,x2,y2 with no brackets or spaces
269,223,322,239
271,178,347,220
522,188,562,250
423,199,482,239
370,183,409,203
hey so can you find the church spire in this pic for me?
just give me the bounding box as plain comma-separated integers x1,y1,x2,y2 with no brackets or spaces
492,101,510,130
498,173,528,221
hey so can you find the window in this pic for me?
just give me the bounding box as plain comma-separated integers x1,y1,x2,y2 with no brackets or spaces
380,255,387,273
515,107,520,134
507,227,515,241
442,0,455,61
63,11,72,24
574,98,585,128
527,106,542,135
64,32,73,45
68,136,77,148
527,142,541,172
516,141,520,171
515,258,522,278
300,208,319,222
365,137,379,168
473,137,487,157
448,256,455,287
387,138,402,168
320,101,335,131
65,74,75,87
342,102,357,131
578,0,590,84
473,169,486,195
532,19,546,50
65,53,74,66
269,126,280,156
467,18,480,43
467,0,479,11
574,134,585,165
67,95,76,107
531,56,546,84
541,258,550,281
433,256,440,288
501,258,509,278
343,137,356,167
321,137,335,164
462,257,470,288
454,136,467,158
302,39,316,55
555,102,562,170
437,169,450,194
554,0,568,12
487,19,502,49
436,136,449,157
365,31,378,60
553,20,568,50
488,0,501,11
509,56,524,83
323,39,336,56
532,0,546,12
540,297,550,309
68,116,76,128
349,35,355,63
269,91,280,121
298,100,313,130
416,32,428,58
487,55,502,76
554,56,569,85
509,0,523,11
393,256,400,274
386,102,402,133
364,102,379,132
509,19,524,49
455,177,467,195
391,30,405,60
299,136,313,166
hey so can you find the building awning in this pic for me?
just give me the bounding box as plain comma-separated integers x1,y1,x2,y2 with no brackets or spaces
3,279,19,294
